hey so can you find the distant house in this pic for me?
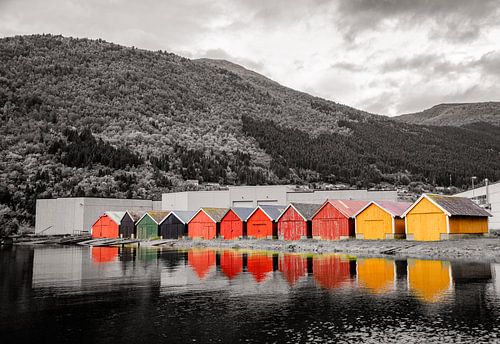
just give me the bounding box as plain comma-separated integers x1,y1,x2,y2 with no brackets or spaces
276,203,322,240
136,211,170,240
355,201,412,240
188,208,229,239
220,207,254,240
159,210,196,239
246,205,286,239
120,210,146,238
311,200,369,240
91,211,126,239
403,194,491,241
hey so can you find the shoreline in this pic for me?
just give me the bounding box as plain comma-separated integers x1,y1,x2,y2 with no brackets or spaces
154,237,500,262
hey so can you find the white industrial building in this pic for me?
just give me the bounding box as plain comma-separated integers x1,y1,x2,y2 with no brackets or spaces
35,197,162,235
162,185,397,211
454,180,500,231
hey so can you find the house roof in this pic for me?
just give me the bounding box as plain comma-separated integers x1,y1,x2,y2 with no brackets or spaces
230,207,254,221
278,203,322,221
162,210,197,224
251,204,287,221
189,207,230,223
104,211,126,225
125,210,148,222
314,199,370,219
403,194,492,217
138,211,170,224
354,201,412,218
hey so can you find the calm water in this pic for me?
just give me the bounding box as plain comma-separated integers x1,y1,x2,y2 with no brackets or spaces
1,245,499,343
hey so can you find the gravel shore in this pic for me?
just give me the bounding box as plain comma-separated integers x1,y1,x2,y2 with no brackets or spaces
158,237,500,262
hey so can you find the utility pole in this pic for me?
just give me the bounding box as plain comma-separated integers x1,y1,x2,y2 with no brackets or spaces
471,176,477,198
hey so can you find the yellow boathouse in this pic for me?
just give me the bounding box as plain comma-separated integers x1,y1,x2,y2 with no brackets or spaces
403,194,491,241
354,201,412,240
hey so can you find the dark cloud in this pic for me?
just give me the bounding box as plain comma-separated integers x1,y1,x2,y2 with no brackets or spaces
380,53,467,76
473,51,500,76
336,0,500,42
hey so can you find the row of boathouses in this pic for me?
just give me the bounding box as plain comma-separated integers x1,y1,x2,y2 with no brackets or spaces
92,194,491,241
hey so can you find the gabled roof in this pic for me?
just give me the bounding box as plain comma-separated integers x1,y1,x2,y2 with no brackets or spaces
249,204,287,221
354,201,412,218
229,207,254,221
138,211,171,224
189,207,230,223
312,199,369,219
402,194,492,217
104,211,126,225
161,210,197,224
278,203,322,221
125,210,148,222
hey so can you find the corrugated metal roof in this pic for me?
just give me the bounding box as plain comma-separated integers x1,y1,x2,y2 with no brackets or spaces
104,211,126,225
426,194,492,217
168,210,197,224
325,200,369,218
376,201,412,217
146,211,170,223
290,203,322,220
260,205,287,221
201,207,230,222
231,207,254,221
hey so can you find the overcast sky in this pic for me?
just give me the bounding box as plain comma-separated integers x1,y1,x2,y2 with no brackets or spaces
1,0,499,115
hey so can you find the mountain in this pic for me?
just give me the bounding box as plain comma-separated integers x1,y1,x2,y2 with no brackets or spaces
394,102,500,126
1,34,499,233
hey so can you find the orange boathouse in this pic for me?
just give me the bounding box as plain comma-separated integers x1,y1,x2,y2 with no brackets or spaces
247,205,286,239
220,207,253,240
277,203,321,240
91,211,125,239
354,201,412,240
188,208,229,239
403,194,491,241
311,200,369,240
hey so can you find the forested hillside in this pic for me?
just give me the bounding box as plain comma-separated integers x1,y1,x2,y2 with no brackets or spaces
395,102,500,126
1,34,499,233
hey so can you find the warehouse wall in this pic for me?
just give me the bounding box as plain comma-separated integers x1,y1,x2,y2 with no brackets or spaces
35,198,157,235
454,181,500,230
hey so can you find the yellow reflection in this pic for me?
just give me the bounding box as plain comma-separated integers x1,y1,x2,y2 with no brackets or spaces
357,258,395,294
408,259,451,303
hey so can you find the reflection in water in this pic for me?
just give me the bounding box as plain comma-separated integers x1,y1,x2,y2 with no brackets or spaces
357,258,395,294
313,254,352,290
188,249,216,279
220,250,243,280
278,253,307,286
247,252,274,283
91,246,119,264
408,259,451,303
2,246,500,343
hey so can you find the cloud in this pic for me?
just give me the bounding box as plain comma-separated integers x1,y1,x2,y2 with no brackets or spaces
0,0,499,117
335,0,500,42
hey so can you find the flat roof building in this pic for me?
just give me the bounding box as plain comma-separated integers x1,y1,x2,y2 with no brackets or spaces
35,197,162,235
162,185,397,211
454,180,500,231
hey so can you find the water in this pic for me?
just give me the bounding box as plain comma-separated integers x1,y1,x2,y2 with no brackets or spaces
1,245,499,343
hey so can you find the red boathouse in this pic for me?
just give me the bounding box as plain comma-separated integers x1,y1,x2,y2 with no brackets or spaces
277,203,321,241
188,208,229,239
311,200,369,240
220,250,243,279
220,208,253,240
91,211,126,239
246,205,286,239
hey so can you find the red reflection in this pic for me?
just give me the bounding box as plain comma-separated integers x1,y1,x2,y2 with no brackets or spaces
313,255,351,290
279,254,307,286
247,253,273,283
220,250,243,280
188,249,216,279
91,246,119,264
